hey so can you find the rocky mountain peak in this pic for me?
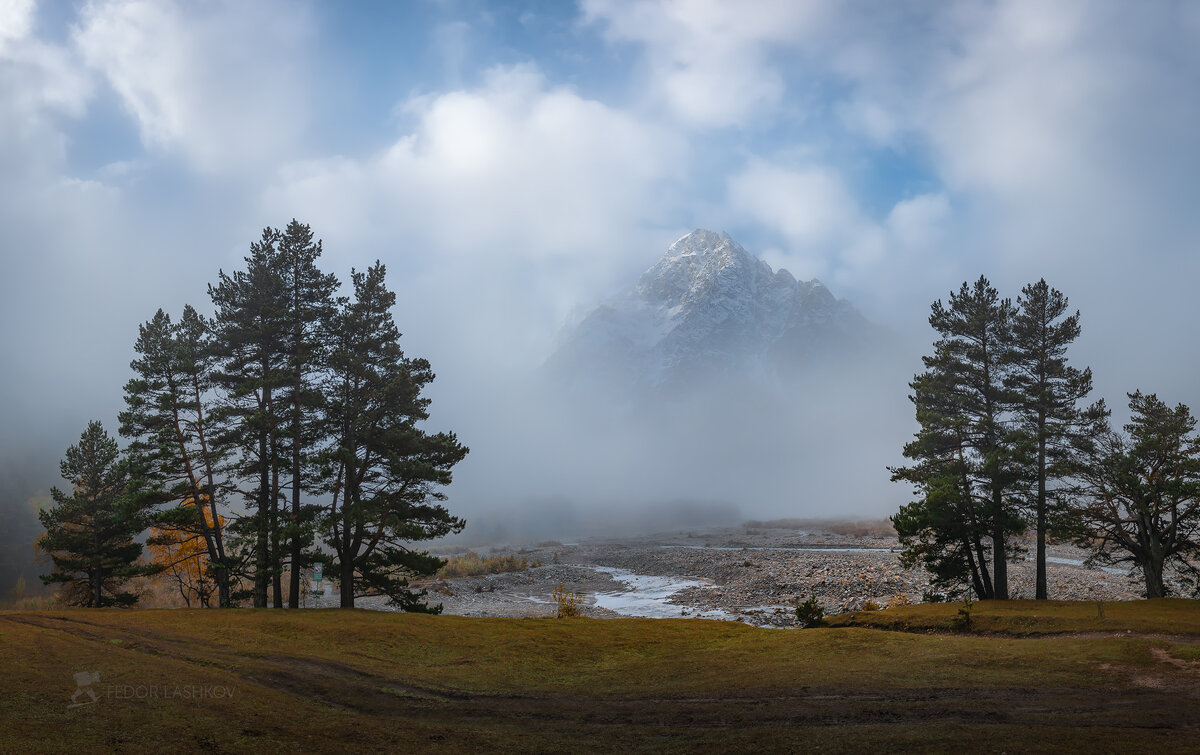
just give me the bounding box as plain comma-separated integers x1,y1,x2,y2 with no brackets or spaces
549,229,869,390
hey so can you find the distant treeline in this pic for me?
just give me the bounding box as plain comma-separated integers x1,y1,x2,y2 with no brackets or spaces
35,221,467,610
893,277,1200,600
0,458,50,602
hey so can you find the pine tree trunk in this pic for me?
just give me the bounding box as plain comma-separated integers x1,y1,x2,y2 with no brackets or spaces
340,560,355,608
93,504,102,608
288,384,302,609
1036,416,1048,600
976,541,994,598
992,483,1008,600
1142,560,1166,598
960,469,993,598
254,387,271,608
1142,531,1167,598
963,537,985,599
1035,508,1047,599
271,463,283,609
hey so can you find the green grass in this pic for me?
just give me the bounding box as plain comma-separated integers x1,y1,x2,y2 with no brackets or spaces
1,602,1199,752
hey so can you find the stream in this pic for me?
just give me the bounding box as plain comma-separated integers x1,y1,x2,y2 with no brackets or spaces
586,566,732,619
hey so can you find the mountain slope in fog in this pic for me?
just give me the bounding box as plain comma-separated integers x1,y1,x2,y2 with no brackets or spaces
454,229,910,529
549,229,872,391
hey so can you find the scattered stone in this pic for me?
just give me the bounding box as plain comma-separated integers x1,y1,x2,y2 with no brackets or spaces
333,525,1150,626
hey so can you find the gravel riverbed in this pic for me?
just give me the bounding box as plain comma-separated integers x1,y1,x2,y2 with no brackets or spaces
340,524,1149,627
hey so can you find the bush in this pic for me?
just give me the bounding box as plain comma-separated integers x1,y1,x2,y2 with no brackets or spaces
552,584,583,618
794,595,825,628
861,599,882,611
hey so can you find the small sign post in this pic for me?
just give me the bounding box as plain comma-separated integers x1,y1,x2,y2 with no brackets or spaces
312,562,323,601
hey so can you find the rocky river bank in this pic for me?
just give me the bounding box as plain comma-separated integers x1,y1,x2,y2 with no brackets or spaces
342,523,1148,627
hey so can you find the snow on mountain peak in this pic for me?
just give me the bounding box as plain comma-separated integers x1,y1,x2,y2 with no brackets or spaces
549,230,868,390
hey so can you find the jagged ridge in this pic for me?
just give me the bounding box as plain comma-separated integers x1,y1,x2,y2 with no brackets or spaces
551,229,868,389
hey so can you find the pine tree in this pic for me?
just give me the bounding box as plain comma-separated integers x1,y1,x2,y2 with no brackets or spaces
120,306,234,606
38,422,157,607
892,344,995,599
1068,392,1200,597
276,220,340,609
895,277,1023,599
319,262,467,609
209,229,289,608
1007,280,1094,599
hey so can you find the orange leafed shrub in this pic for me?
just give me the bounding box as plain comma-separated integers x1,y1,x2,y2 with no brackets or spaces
147,496,224,608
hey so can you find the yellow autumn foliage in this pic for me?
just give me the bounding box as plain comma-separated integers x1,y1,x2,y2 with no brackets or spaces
147,495,224,607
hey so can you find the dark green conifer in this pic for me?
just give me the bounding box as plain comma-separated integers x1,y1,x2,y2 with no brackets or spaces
894,277,1023,599
276,220,341,609
120,306,234,606
1007,280,1094,599
1068,392,1200,597
208,229,289,608
38,421,157,607
319,262,468,610
892,341,995,599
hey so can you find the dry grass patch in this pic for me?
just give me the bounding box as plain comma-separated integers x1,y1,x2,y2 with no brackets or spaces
436,551,538,579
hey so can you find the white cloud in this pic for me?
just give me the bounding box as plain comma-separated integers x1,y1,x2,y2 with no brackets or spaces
0,0,35,47
264,65,686,367
73,0,315,173
271,65,681,260
582,0,827,127
726,156,953,301
920,2,1105,199
0,0,90,115
886,193,950,251
727,160,862,251
0,2,92,186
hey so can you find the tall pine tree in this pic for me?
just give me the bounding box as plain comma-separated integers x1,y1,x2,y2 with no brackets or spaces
120,306,234,606
892,342,995,599
897,277,1024,599
276,220,340,608
319,263,467,609
1007,279,1094,599
209,229,289,608
39,422,157,607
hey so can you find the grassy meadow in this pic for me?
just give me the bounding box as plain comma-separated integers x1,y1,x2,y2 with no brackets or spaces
1,601,1199,752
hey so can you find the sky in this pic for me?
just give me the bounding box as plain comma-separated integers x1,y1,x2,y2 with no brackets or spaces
3,0,1200,538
